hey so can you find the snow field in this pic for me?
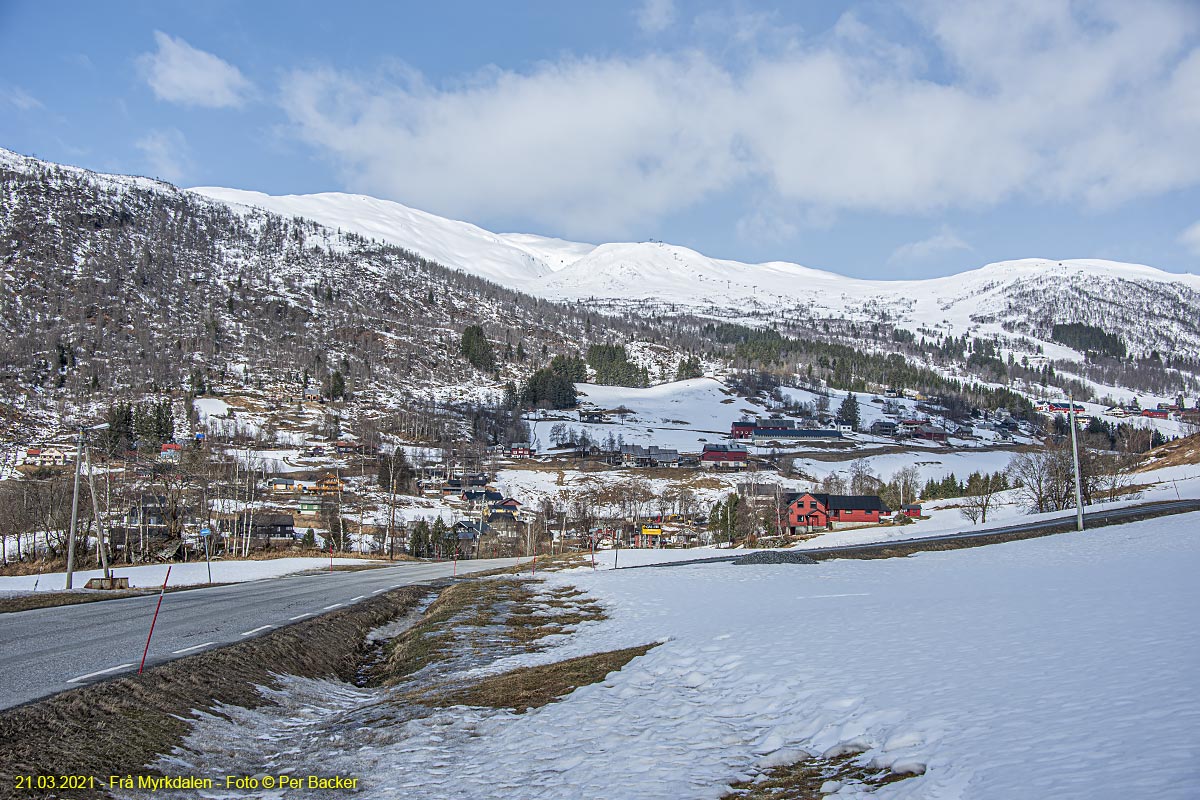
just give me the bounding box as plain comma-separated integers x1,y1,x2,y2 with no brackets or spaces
0,557,377,593
373,514,1200,799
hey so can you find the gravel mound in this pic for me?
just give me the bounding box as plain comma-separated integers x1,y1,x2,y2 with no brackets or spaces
731,551,817,566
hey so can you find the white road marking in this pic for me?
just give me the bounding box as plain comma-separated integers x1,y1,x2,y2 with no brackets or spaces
172,642,216,655
322,603,344,610
371,588,386,594
66,663,134,684
349,595,365,602
239,625,273,636
289,612,313,621
800,593,871,599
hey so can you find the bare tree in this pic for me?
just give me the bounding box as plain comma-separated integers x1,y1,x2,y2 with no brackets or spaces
1008,449,1060,513
960,472,1004,525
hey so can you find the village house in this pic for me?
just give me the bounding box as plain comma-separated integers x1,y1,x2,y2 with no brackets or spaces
297,498,325,516
334,440,363,455
269,477,300,494
620,444,680,468
459,488,504,509
730,419,757,439
508,442,533,458
158,442,183,463
913,424,949,443
489,497,523,518
23,447,68,467
484,511,521,538
700,443,749,469
442,474,490,494
785,493,891,533
870,420,898,436
309,473,345,495
451,520,492,550
579,409,607,423
752,427,842,445
232,512,296,545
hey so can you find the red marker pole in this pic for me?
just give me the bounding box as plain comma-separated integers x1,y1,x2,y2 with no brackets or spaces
139,566,171,674
329,537,334,574
532,554,537,576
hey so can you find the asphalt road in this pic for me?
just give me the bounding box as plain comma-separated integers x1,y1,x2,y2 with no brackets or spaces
0,557,524,712
621,498,1200,568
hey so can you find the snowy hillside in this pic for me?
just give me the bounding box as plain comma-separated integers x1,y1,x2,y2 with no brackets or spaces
187,182,1200,363
188,186,584,288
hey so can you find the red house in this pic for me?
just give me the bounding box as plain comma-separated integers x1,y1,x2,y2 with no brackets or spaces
785,493,891,533
1141,409,1169,420
730,420,756,440
700,443,749,469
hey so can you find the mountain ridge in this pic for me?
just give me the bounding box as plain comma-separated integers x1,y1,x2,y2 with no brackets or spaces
184,177,1200,364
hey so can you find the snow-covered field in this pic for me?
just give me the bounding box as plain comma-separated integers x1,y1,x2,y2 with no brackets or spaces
407,517,1200,797
527,378,750,454
0,557,376,593
145,512,1200,799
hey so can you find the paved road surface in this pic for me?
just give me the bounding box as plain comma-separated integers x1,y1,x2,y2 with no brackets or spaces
0,557,523,711
622,499,1200,568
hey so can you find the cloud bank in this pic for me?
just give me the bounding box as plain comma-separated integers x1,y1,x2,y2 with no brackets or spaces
277,1,1200,239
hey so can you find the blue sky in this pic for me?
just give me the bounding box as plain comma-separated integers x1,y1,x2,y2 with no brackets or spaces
2,0,1199,279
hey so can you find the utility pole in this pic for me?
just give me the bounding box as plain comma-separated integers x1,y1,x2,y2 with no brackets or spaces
65,422,110,589
1068,394,1084,532
84,446,110,581
64,431,85,590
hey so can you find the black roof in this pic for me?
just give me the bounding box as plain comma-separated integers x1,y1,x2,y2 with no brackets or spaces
787,493,891,513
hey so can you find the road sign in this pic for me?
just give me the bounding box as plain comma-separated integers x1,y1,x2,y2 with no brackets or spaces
200,527,212,537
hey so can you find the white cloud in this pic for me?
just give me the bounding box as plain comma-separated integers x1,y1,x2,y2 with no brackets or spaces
138,31,252,108
1179,220,1200,256
636,0,675,34
136,128,190,183
278,1,1200,239
888,228,972,264
2,86,43,111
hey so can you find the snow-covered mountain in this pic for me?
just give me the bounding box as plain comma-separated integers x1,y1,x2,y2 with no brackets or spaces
188,185,1200,361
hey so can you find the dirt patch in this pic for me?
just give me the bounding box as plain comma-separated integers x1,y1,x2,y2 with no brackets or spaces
417,643,657,713
0,586,429,800
723,751,923,798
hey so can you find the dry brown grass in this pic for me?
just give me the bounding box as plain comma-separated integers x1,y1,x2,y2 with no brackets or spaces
0,590,147,614
374,575,643,720
414,643,657,713
724,751,922,798
375,579,510,681
1137,432,1200,471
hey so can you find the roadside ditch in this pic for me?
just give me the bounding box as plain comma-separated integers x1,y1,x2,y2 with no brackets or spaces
0,574,652,799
